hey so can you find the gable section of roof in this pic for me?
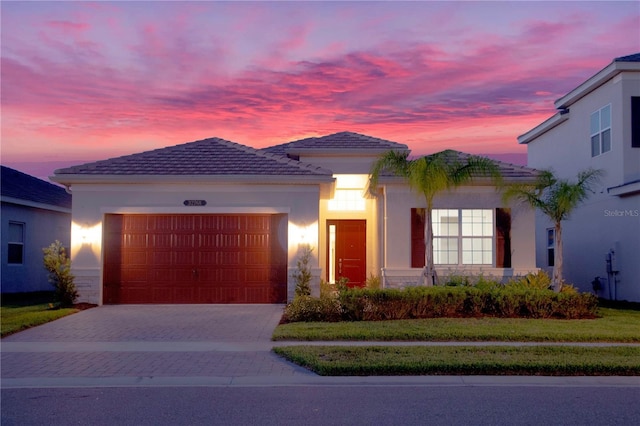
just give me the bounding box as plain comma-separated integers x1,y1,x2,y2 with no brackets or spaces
377,150,539,181
437,150,540,180
262,131,410,156
555,52,640,109
1,166,71,209
54,137,333,177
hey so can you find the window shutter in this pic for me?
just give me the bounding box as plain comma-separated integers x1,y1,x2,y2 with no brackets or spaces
632,97,640,148
411,208,426,268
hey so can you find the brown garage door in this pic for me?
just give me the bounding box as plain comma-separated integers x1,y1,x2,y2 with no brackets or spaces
103,214,287,304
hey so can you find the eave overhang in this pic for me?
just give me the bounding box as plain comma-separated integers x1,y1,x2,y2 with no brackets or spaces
518,111,570,145
608,180,640,197
50,174,336,186
0,196,71,214
554,61,640,109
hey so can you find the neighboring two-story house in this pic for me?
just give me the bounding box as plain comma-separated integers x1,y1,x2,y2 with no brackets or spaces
1,166,72,293
518,53,640,302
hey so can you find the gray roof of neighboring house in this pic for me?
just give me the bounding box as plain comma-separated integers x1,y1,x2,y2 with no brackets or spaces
1,166,71,209
54,137,333,177
262,131,410,156
614,53,640,62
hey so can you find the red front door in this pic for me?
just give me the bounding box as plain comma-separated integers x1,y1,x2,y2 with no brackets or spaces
327,220,366,287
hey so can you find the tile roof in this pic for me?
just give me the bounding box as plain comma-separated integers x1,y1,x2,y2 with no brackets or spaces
262,131,409,156
1,166,71,209
378,149,540,180
439,150,540,179
54,137,333,177
614,53,640,62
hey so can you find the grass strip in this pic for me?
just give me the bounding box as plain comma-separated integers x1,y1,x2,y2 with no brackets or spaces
273,345,640,376
1,303,78,338
273,308,640,342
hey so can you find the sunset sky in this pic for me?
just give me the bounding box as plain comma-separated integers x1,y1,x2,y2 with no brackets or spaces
1,1,639,180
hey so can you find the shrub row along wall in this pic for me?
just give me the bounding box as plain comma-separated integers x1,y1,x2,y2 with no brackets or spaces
284,286,599,323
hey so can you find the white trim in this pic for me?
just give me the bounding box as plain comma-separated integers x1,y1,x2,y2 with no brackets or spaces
608,181,640,197
0,196,71,214
518,112,569,145
100,206,291,215
554,61,640,109
51,174,333,185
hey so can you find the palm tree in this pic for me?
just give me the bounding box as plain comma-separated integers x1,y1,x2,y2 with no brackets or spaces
503,168,603,291
369,150,501,285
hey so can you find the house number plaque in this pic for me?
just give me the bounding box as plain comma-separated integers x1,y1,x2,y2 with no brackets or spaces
183,200,207,206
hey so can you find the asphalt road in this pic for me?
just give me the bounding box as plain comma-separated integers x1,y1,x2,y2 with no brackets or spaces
3,384,639,426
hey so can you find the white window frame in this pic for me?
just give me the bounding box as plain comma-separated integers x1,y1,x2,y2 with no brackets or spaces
7,221,25,265
590,104,611,157
433,209,494,266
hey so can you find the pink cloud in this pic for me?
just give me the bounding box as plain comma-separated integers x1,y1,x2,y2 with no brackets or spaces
1,0,638,169
45,20,90,33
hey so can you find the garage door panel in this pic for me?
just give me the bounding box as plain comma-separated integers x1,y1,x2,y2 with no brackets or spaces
151,234,172,248
123,233,148,248
122,250,148,266
123,216,149,232
174,251,195,265
174,233,196,248
148,215,173,231
104,213,287,304
121,267,148,281
148,268,174,282
245,251,269,266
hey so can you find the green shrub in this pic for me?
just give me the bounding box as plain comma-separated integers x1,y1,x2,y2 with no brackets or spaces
365,273,381,289
444,274,471,287
282,295,342,322
507,270,552,290
42,241,78,307
293,245,313,297
319,280,336,298
283,284,598,323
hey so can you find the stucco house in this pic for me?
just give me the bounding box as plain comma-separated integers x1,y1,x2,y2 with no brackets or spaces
518,53,640,302
52,132,539,305
1,166,72,293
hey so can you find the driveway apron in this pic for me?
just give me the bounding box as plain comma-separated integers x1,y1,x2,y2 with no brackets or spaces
1,305,315,387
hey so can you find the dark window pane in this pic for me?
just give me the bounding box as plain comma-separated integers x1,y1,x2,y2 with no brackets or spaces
8,222,23,242
547,248,554,267
591,135,600,157
602,129,611,152
8,243,23,264
632,97,640,148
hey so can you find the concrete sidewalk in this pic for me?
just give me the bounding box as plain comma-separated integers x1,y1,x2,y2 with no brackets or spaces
2,305,639,389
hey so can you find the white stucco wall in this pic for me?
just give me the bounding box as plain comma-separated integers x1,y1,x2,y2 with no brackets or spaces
67,181,322,304
525,70,640,301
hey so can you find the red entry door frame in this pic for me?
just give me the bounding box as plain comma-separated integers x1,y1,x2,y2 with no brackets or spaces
327,220,366,287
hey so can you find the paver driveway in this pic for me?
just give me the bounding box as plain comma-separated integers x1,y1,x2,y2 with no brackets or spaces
1,305,315,386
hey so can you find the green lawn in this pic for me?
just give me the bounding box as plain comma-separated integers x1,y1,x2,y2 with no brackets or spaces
1,293,78,338
273,308,640,342
273,345,640,376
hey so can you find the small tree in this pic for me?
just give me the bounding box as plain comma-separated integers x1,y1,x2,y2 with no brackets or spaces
293,244,313,297
370,150,501,285
503,168,603,292
43,240,78,307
